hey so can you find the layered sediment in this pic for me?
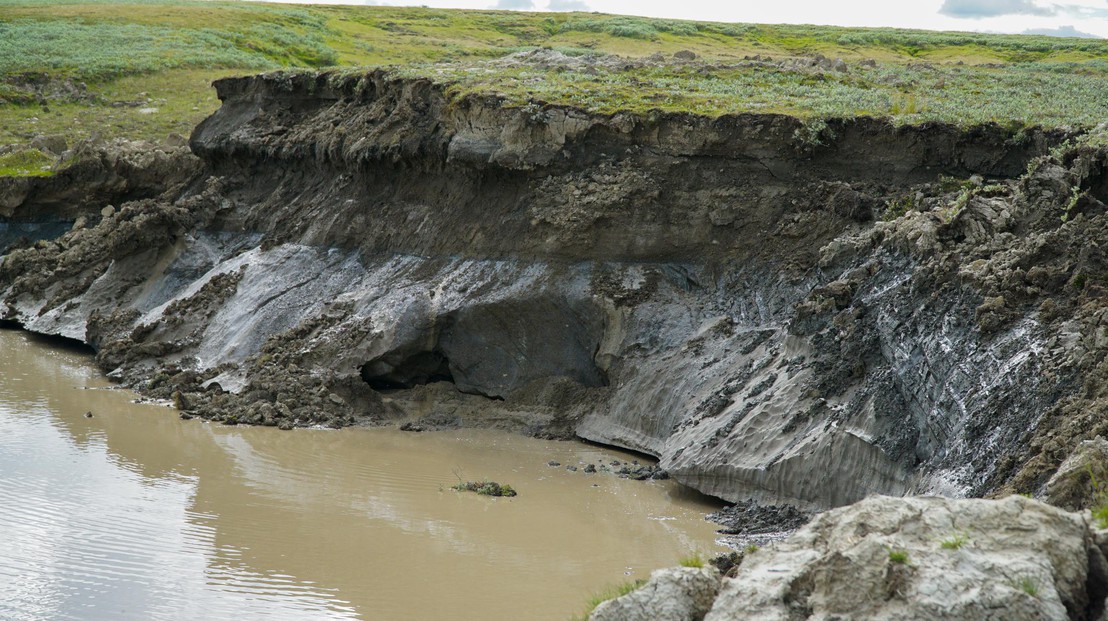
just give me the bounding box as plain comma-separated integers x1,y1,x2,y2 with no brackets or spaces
1,67,1105,511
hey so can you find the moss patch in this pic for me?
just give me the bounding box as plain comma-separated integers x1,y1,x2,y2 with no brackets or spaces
0,148,54,177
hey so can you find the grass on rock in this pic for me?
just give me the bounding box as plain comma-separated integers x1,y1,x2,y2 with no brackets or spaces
570,578,646,621
940,533,969,550
678,552,705,568
1013,575,1041,598
1092,467,1108,529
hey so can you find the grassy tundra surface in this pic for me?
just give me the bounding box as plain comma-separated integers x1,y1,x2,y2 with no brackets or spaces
1,0,1108,169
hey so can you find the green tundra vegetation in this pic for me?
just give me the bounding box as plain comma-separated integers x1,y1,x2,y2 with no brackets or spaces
1,0,1107,159
570,577,646,621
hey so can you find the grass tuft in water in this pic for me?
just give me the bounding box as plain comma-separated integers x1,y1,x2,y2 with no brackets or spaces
451,480,517,497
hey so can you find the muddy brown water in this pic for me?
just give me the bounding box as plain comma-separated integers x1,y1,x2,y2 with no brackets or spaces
0,328,725,621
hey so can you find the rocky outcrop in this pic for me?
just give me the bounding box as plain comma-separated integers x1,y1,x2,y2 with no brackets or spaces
593,495,1108,621
1,67,1105,511
1044,437,1108,512
590,566,721,621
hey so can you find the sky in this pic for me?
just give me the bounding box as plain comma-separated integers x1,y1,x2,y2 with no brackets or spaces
254,0,1108,38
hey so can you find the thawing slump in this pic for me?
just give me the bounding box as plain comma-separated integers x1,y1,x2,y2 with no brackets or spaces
2,69,1104,512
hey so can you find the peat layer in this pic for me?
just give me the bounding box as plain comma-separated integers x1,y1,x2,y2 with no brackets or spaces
2,66,1106,512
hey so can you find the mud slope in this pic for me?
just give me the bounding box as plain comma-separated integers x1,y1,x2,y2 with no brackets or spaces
2,69,1106,510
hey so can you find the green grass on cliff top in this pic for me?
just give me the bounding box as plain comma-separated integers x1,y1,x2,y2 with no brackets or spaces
1,0,1108,150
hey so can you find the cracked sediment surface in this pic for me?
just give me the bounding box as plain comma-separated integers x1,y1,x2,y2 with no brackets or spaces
2,68,1106,511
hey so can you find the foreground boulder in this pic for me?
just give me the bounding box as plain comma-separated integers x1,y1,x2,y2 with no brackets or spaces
590,567,721,621
593,495,1108,621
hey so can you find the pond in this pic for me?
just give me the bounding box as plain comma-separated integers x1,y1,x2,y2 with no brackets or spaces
0,328,725,621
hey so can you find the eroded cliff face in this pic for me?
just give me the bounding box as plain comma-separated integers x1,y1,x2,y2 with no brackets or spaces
1,69,1105,511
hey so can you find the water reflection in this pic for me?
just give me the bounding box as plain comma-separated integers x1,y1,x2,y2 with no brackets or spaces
0,328,724,621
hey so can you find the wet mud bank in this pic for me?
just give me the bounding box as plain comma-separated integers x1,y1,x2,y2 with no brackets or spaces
2,68,1106,513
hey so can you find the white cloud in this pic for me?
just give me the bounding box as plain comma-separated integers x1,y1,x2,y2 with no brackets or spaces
1022,24,1101,36
547,0,591,11
939,0,1056,18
